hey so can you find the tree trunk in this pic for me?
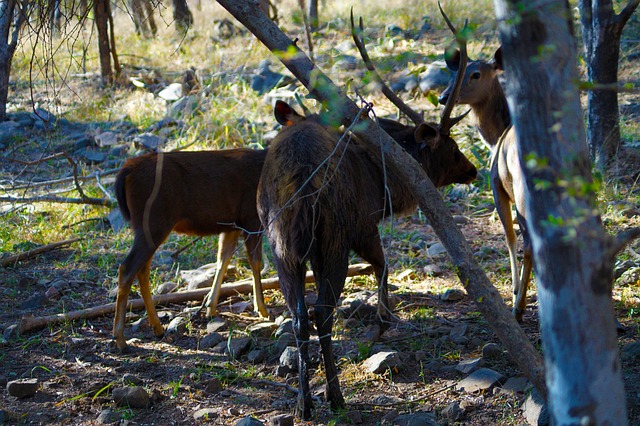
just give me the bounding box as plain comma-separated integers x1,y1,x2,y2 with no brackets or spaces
307,0,318,30
493,0,627,424
128,0,157,38
173,0,193,35
216,0,548,400
579,0,640,172
0,0,26,122
93,0,112,84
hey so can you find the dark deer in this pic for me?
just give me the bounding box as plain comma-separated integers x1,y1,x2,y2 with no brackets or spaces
112,149,268,350
257,35,475,416
439,36,533,321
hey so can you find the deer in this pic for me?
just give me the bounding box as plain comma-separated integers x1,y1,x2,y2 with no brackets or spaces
112,149,268,351
438,29,533,321
256,19,475,414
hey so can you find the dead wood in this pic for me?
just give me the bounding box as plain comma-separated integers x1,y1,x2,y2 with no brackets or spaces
17,263,373,334
0,195,116,208
1,237,82,267
215,0,547,399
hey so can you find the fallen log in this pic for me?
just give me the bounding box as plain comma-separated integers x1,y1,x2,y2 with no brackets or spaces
18,263,373,334
1,237,82,267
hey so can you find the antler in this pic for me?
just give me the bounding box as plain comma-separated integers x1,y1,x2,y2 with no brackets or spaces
350,8,424,125
437,1,469,135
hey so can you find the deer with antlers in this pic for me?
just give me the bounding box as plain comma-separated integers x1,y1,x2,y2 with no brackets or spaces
438,5,532,321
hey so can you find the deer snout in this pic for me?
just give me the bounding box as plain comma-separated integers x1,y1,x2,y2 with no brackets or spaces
438,93,449,105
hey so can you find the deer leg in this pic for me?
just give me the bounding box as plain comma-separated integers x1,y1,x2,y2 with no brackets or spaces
113,237,157,350
204,230,241,317
492,181,521,321
514,215,533,320
354,232,390,339
137,260,164,338
244,232,268,318
310,252,348,413
274,255,312,419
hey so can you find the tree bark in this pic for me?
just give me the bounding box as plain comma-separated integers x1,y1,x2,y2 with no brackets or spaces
493,0,627,424
93,0,113,84
307,0,318,31
579,0,640,172
216,0,547,400
173,0,193,35
0,0,27,121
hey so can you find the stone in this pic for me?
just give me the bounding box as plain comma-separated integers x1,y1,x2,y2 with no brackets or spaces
442,401,463,421
345,410,363,424
45,286,62,300
7,378,39,398
3,324,19,340
419,60,451,92
275,318,293,337
193,407,218,421
270,413,294,426
522,388,549,426
155,282,178,295
440,288,465,301
96,408,120,424
205,378,223,394
228,337,252,359
500,376,531,395
122,374,143,386
207,317,227,333
423,264,443,277
392,411,439,426
166,316,187,334
78,148,108,164
482,342,502,359
455,358,483,374
279,346,298,370
236,416,264,425
456,368,505,393
200,332,225,349
112,386,150,408
108,209,126,233
134,132,166,151
617,267,640,287
275,332,296,353
621,341,640,361
362,351,402,374
427,242,447,256
19,292,49,311
251,60,285,95
247,322,277,338
94,131,119,147
449,323,468,339
158,83,184,101
247,349,266,364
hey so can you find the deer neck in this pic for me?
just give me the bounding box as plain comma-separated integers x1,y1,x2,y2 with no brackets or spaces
472,78,511,148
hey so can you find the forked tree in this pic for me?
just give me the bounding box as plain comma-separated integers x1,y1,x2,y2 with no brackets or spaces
0,0,28,121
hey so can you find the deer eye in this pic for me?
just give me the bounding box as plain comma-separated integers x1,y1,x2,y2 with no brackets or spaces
470,72,481,80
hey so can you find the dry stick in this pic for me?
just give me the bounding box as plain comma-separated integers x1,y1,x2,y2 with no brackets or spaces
1,237,82,267
17,263,374,334
215,0,547,399
0,195,116,207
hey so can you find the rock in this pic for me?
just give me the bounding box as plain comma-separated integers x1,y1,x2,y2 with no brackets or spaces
207,317,227,333
134,132,166,151
456,368,505,393
362,351,402,374
251,60,285,95
381,409,399,424
393,411,439,426
614,260,636,279
247,349,266,364
427,242,447,256
200,332,225,349
112,386,150,408
181,263,219,290
205,378,223,394
228,337,252,359
455,358,483,374
193,407,218,421
522,388,549,426
122,374,143,386
158,83,184,101
440,288,465,302
442,401,463,421
94,131,119,147
275,318,293,337
155,282,178,295
275,365,291,377
247,322,277,338
270,413,294,426
19,292,49,311
166,316,187,335
419,60,451,92
96,408,120,424
7,378,39,398
279,346,298,370
77,148,108,164
3,324,19,340
275,332,296,353
45,286,62,300
499,376,531,395
482,342,502,359
423,264,443,276
345,410,363,424
621,341,640,361
617,267,640,287
236,416,264,425
449,323,468,339
108,209,126,233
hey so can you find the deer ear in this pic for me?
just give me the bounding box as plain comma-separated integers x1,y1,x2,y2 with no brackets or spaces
274,100,303,126
415,123,440,151
444,48,461,72
493,47,504,71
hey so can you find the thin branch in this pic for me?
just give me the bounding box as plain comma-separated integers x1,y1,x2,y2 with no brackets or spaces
0,195,116,208
1,237,82,267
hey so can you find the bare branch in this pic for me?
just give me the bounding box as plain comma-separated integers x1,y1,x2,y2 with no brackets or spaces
0,195,116,208
1,237,82,267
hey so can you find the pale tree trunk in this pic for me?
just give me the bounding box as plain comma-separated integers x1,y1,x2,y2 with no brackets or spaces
307,0,318,30
493,0,627,424
579,0,640,172
0,0,27,122
216,0,548,400
93,0,119,84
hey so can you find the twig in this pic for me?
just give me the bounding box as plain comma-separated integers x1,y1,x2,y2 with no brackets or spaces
170,236,204,257
251,379,298,394
1,237,82,267
7,168,120,191
0,195,116,208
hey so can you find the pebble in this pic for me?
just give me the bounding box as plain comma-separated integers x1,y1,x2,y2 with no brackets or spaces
270,413,294,426
7,378,39,398
112,386,150,408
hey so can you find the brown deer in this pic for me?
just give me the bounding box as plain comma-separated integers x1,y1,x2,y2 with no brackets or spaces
438,45,533,322
112,149,268,351
257,87,475,417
